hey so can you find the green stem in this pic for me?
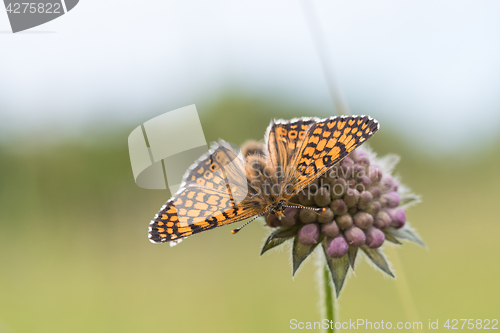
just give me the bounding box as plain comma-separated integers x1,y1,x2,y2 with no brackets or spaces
323,265,335,333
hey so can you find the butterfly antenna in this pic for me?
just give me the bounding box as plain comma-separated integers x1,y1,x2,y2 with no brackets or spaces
284,204,326,216
231,210,269,234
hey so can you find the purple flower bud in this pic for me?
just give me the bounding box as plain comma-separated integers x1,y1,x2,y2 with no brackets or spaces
307,181,321,196
370,187,382,200
343,188,360,208
326,235,349,258
355,156,371,167
317,207,334,223
341,156,354,166
381,192,400,208
353,164,366,181
299,209,317,223
380,174,398,192
353,211,374,229
330,178,347,199
330,199,348,215
374,211,391,229
369,165,383,183
386,208,406,229
298,223,320,246
364,202,381,217
314,187,331,207
357,191,374,210
266,213,280,228
323,167,338,180
335,213,353,230
344,226,366,247
356,176,372,192
352,150,368,162
281,207,298,227
364,226,385,248
321,221,340,238
299,190,315,206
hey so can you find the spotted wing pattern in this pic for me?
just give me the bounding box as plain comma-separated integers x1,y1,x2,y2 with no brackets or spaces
289,116,379,192
149,143,263,244
266,118,315,183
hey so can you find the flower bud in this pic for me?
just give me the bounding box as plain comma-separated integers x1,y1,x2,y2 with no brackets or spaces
314,187,331,207
340,165,352,179
356,176,372,192
364,201,381,217
266,212,280,228
381,192,400,208
330,178,347,199
321,221,340,238
357,191,373,210
308,178,320,191
386,208,406,229
352,150,368,162
335,213,353,230
369,165,383,183
365,226,385,248
321,179,332,190
317,207,334,224
374,211,391,229
299,190,315,206
330,199,348,215
353,211,374,229
326,235,349,258
380,174,398,192
355,155,370,167
343,188,360,208
344,226,366,247
341,156,354,166
370,187,382,200
353,164,366,181
299,209,317,223
298,223,320,246
281,207,298,227
323,167,338,180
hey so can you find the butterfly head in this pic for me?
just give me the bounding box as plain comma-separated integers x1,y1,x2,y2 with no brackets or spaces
269,200,287,220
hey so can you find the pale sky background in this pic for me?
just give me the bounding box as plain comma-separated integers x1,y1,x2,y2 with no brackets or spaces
1,0,500,152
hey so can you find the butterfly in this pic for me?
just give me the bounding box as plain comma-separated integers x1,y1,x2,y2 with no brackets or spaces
148,115,379,246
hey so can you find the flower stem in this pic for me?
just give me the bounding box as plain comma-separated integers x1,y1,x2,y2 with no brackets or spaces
323,265,335,333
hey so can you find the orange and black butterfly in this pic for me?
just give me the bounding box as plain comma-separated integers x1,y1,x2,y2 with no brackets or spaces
148,115,379,245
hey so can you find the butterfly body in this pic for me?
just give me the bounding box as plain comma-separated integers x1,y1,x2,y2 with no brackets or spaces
148,115,379,245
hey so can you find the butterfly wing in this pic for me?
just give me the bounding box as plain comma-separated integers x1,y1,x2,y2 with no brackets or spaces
290,115,379,192
265,117,316,184
265,116,379,198
149,142,264,244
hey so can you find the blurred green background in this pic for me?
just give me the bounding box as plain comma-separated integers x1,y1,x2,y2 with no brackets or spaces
1,96,499,333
